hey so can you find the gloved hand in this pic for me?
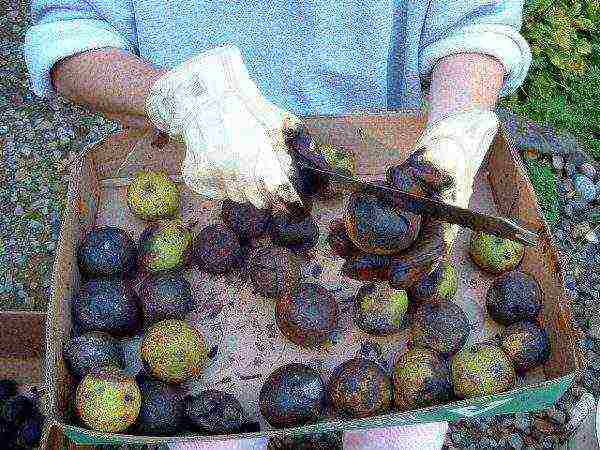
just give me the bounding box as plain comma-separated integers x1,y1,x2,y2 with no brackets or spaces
384,108,500,288
145,45,302,209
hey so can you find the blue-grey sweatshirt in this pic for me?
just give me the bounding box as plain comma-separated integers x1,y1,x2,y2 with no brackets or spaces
23,0,531,116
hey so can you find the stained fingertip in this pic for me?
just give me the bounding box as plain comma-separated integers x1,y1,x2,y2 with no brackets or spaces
243,182,269,210
276,182,303,205
224,180,247,204
184,177,227,201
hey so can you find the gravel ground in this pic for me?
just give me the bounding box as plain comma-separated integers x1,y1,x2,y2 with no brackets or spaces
3,4,600,450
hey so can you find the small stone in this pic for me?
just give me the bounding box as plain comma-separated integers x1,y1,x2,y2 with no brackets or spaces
547,408,566,425
561,179,575,192
507,433,524,449
573,311,590,331
40,119,53,130
481,437,498,448
564,274,577,290
496,414,514,427
468,416,493,427
565,162,577,177
533,417,555,435
568,148,590,166
571,222,592,240
582,368,600,394
539,125,563,153
311,264,323,278
522,435,537,448
518,122,552,154
571,199,590,213
587,352,600,372
580,162,597,180
514,413,532,433
19,145,32,157
584,206,600,223
552,226,569,243
450,430,468,447
574,175,596,202
590,313,600,340
551,154,564,172
590,336,600,354
523,147,538,160
565,392,596,432
563,203,574,218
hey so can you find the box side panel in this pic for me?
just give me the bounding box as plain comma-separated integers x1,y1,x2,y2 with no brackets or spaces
91,111,427,182
487,133,520,217
63,375,575,446
0,311,44,384
0,311,45,358
47,152,99,422
303,112,427,179
487,132,582,377
0,356,43,384
520,227,583,377
92,129,185,181
509,148,584,374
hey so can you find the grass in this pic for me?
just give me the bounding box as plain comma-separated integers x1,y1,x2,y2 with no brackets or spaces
523,158,561,224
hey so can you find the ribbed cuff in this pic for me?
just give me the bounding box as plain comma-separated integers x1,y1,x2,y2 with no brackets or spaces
24,18,137,99
419,23,532,97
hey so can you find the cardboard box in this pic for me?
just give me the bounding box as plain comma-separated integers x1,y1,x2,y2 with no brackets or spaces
44,111,584,446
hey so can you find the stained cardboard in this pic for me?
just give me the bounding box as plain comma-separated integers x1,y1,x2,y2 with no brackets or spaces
41,111,582,446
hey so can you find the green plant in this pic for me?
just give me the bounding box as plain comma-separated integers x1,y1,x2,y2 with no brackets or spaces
501,0,600,157
523,158,560,224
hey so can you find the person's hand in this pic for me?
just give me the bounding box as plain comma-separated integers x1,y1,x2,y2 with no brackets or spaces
383,109,499,288
145,45,302,209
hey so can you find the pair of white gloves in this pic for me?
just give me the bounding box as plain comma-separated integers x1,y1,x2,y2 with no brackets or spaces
146,45,499,249
145,46,497,450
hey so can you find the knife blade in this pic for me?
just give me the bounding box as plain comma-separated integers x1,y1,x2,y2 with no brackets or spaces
297,163,539,247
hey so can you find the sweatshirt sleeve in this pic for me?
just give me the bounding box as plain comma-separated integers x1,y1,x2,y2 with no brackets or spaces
418,0,532,97
23,0,138,99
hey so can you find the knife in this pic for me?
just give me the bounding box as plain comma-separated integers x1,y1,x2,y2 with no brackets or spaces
293,163,539,247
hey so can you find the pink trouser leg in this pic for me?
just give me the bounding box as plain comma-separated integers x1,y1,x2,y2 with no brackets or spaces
168,437,269,450
342,422,449,450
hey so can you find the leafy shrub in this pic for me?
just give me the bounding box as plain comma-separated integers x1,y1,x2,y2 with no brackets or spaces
523,157,560,224
501,0,600,158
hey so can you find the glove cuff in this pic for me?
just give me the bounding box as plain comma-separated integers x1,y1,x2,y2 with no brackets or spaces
145,44,285,136
415,108,499,167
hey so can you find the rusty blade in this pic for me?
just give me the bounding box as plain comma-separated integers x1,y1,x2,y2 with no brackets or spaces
299,163,539,247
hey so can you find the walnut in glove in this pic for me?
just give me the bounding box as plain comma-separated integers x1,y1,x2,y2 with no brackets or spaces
385,108,500,289
145,45,302,209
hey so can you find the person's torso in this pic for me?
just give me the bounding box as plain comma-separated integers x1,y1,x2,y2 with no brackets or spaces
131,1,417,116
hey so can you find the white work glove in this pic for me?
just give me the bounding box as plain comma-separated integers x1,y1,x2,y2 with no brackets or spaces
145,45,302,209
413,109,499,216
385,108,499,289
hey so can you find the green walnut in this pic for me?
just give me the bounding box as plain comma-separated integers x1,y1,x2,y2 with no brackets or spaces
127,170,180,221
451,343,516,399
469,231,524,274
